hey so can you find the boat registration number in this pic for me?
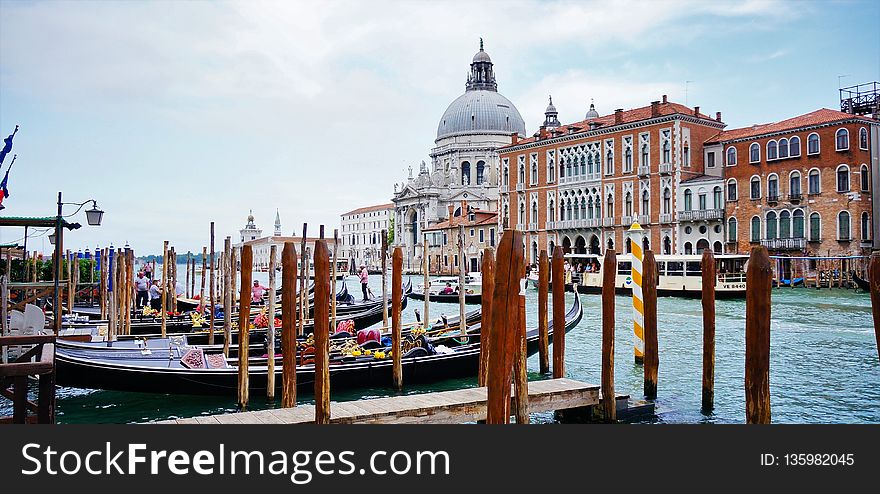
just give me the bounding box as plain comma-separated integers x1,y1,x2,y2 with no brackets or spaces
720,283,746,290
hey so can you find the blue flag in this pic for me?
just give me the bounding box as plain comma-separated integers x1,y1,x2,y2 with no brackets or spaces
0,125,18,167
0,154,15,210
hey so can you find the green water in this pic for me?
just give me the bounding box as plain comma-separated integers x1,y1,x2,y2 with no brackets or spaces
14,274,880,424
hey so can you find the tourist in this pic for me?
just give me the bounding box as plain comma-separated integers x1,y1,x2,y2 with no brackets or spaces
148,279,162,311
440,282,454,295
251,280,268,305
143,262,153,280
134,271,149,308
359,264,370,301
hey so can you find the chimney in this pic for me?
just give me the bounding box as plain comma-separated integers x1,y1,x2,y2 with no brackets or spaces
694,106,700,117
461,200,468,215
716,111,722,122
651,100,660,118
614,108,623,125
447,205,454,222
539,127,549,139
511,132,519,144
589,121,601,131
662,94,667,104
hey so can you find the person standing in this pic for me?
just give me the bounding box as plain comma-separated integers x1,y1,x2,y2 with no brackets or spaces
359,264,369,301
134,271,150,309
143,262,153,280
251,279,268,305
148,279,162,311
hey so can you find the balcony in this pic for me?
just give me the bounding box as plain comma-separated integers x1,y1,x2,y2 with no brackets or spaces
603,217,615,227
528,222,538,232
767,193,780,204
636,214,650,225
638,165,650,177
586,218,601,228
659,213,673,224
761,238,806,251
515,223,524,231
621,215,633,226
678,209,724,221
659,163,672,175
788,192,802,202
545,221,557,230
516,183,524,192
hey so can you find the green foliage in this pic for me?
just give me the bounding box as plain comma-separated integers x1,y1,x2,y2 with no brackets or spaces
387,216,395,244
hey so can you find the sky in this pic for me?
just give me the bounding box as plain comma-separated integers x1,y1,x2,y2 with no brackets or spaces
0,0,878,256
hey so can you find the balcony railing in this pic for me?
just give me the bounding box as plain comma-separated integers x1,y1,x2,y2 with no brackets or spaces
761,238,806,250
659,163,672,174
636,214,650,225
516,183,524,192
659,213,673,224
678,209,724,221
528,222,538,232
788,192,802,201
559,173,602,185
638,165,650,176
767,193,780,203
621,215,633,225
603,217,615,227
586,218,600,228
515,223,524,231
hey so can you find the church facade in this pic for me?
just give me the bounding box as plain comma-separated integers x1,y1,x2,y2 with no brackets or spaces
392,41,526,270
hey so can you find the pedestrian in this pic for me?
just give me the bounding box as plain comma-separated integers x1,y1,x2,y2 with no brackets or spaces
134,271,149,308
143,262,153,280
149,279,162,311
251,279,268,305
359,264,370,301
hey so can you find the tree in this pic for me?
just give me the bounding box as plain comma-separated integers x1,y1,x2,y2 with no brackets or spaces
387,215,395,244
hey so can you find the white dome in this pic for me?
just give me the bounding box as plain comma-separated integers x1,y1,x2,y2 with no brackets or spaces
436,90,526,141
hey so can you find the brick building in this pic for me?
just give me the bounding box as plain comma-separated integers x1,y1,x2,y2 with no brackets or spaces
710,108,878,258
423,201,497,274
499,96,725,263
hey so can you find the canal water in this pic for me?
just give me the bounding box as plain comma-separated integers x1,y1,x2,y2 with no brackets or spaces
21,270,880,424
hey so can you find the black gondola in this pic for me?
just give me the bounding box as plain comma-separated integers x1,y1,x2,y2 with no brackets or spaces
55,292,582,396
408,290,481,304
853,272,871,291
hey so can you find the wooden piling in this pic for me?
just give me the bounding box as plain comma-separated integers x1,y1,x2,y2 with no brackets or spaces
298,224,308,337
66,250,73,314
281,242,298,407
478,247,494,387
224,239,232,358
209,222,216,345
238,244,253,409
185,252,191,298
331,229,338,333
552,246,565,379
745,245,772,424
870,254,880,362
513,293,529,424
313,240,331,424
643,250,658,399
538,249,550,374
126,250,134,336
601,248,617,423
190,256,196,300
170,247,177,313
267,244,277,400
485,229,524,424
109,250,119,343
701,249,716,412
161,241,168,338
423,233,431,330
458,225,466,335
381,230,388,328
392,247,403,390
199,246,207,317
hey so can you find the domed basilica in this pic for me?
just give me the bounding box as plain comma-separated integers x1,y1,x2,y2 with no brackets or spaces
392,40,525,266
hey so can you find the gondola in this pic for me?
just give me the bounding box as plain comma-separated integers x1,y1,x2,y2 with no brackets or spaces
55,291,582,396
408,290,481,304
779,277,805,287
852,273,870,291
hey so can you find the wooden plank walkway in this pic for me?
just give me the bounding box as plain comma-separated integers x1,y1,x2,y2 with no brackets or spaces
159,378,600,425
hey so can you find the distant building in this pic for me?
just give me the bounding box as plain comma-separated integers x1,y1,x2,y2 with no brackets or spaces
339,203,393,272
423,201,498,274
234,211,337,271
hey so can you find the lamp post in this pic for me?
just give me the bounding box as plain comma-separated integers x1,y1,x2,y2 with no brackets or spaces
52,192,104,334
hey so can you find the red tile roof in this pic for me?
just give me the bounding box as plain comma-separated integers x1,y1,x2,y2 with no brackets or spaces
503,101,719,148
341,203,394,216
424,211,498,231
706,108,876,143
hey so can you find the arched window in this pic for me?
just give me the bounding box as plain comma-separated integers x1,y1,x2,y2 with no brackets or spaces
606,149,613,175
503,204,509,225
503,164,509,186
727,179,738,201
642,236,650,253
809,212,821,242
625,192,633,217
625,147,632,170
750,142,760,163
809,169,821,194
767,140,778,160
838,210,851,240
861,164,870,192
587,196,594,219
641,190,649,215
728,217,738,243
559,200,565,221
549,200,555,222
625,237,632,254
750,176,761,199
607,194,614,218
531,201,538,223
862,212,871,241
572,198,579,220
559,162,565,178
726,147,737,166
751,216,761,242
462,161,471,185
519,202,525,224
518,161,524,183
684,242,693,255
713,241,723,254
698,190,707,210
768,174,779,200
713,186,722,209
808,133,820,155
662,140,671,163
789,171,801,198
684,189,693,211
663,188,671,214
766,211,778,239
836,128,849,151
663,236,671,255
779,210,791,238
790,136,801,157
860,127,869,150
793,210,805,238
837,165,850,192
476,161,486,184
778,138,789,158
580,154,587,176
641,144,649,166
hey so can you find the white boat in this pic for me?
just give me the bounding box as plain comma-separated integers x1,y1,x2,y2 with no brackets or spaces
415,275,482,297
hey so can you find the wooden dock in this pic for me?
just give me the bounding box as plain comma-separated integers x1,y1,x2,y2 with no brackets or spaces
159,378,603,424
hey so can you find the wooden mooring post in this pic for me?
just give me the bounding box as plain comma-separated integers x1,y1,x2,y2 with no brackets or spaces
331,229,338,334
643,250,658,399
552,246,565,379
870,254,880,362
267,244,278,400
392,247,403,390
298,224,308,337
423,233,431,330
601,248,617,423
223,238,232,358
514,291,529,424
281,242,298,407
161,241,168,338
313,240,331,424
237,244,253,409
485,230,523,424
745,245,771,424
458,225,466,335
199,245,207,320
478,247,494,387
537,249,550,374
209,222,216,346
701,249,716,412
381,230,388,328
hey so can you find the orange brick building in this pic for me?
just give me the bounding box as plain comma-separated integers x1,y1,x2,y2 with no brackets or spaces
423,201,498,274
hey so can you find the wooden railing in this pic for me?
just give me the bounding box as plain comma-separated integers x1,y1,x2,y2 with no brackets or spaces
0,334,56,424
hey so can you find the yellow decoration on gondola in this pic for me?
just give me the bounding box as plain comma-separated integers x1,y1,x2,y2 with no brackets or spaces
351,349,362,357
374,351,386,359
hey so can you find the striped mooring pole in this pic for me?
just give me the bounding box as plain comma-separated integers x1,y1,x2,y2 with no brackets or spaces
628,222,645,364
